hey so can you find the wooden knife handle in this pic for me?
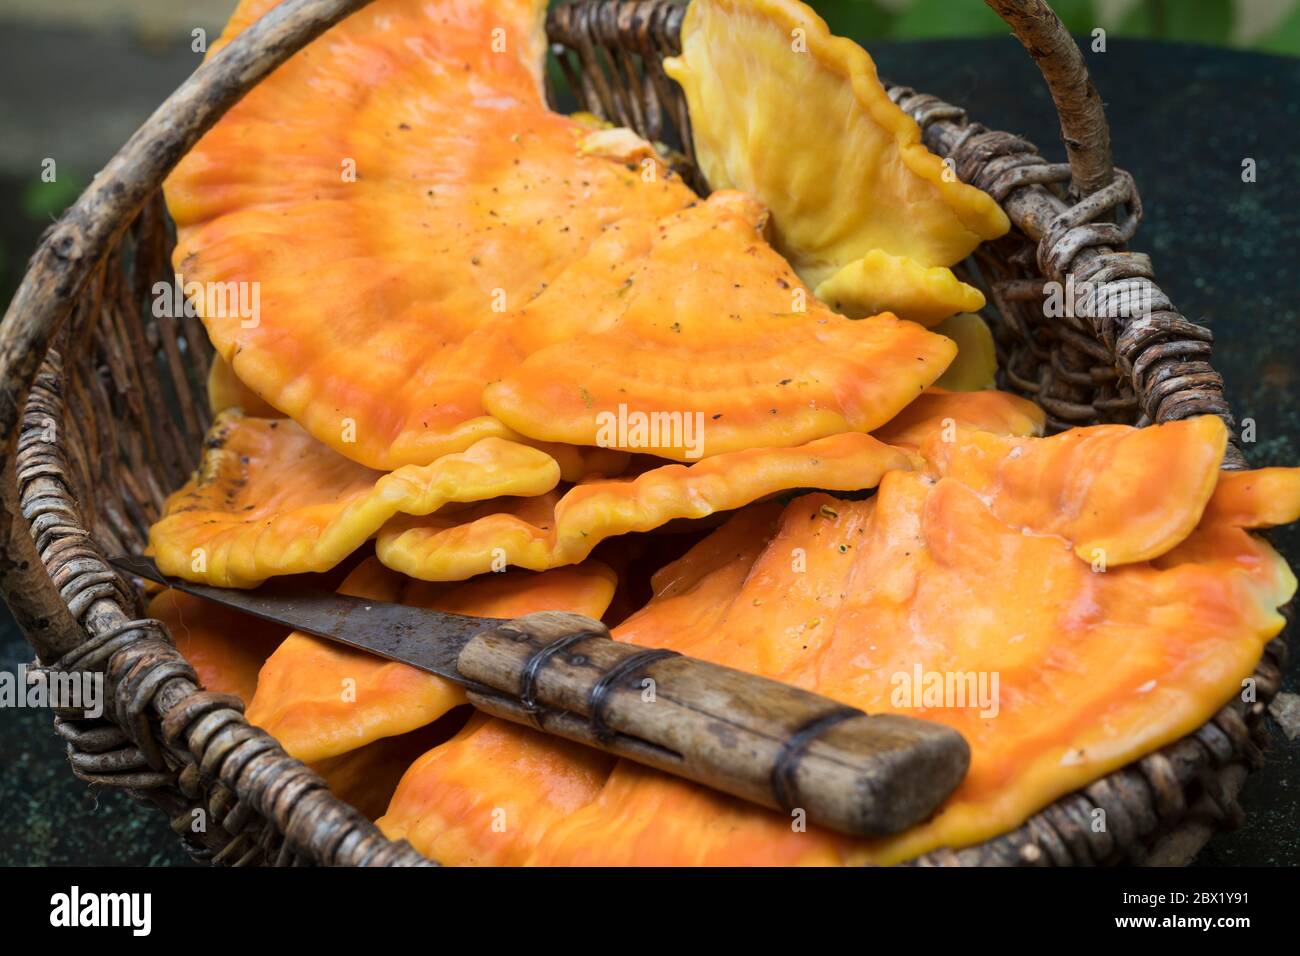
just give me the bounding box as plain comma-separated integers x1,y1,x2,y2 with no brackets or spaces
456,611,969,838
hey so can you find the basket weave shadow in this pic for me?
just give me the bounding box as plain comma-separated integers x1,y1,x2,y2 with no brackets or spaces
0,0,1286,866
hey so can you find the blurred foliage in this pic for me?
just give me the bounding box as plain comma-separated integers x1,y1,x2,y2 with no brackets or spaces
21,176,85,223
1262,5,1300,51
1118,0,1234,43
809,0,1300,54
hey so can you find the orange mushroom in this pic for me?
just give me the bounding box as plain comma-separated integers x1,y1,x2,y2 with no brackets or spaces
148,583,462,820
870,387,1045,449
381,458,1295,864
246,557,617,763
146,588,286,704
918,415,1229,565
376,430,918,580
1202,466,1300,529
148,413,564,588
206,355,281,419
167,0,698,470
663,0,1008,326
481,191,956,459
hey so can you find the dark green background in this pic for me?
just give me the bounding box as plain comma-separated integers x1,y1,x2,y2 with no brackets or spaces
815,0,1300,53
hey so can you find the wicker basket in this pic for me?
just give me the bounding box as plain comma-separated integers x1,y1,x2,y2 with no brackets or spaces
0,0,1285,867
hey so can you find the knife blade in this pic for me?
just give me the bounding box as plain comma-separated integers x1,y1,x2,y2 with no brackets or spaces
112,554,970,838
114,554,488,684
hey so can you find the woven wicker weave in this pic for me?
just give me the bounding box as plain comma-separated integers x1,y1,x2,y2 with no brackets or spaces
0,0,1285,867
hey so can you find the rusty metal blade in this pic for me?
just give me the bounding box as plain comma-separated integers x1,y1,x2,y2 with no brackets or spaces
111,555,495,684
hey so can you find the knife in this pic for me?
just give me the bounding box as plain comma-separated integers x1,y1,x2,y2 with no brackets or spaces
111,555,969,837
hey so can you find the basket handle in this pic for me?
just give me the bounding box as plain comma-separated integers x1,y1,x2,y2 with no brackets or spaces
985,0,1115,199
0,0,377,659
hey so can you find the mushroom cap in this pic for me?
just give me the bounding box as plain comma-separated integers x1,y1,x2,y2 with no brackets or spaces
375,431,920,581
148,412,565,588
245,556,617,763
377,433,1295,865
480,191,958,459
664,0,1007,325
167,0,696,470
